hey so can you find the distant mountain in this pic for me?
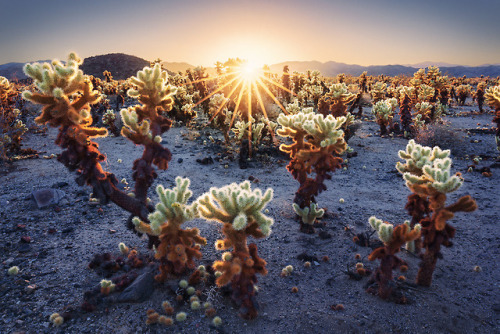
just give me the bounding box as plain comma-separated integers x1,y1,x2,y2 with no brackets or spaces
162,61,195,73
3,55,500,81
0,60,51,81
80,53,151,80
403,61,461,68
269,61,500,78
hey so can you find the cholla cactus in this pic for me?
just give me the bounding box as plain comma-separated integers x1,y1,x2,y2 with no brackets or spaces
396,140,477,286
320,83,356,118
208,93,231,142
372,99,394,135
23,53,106,142
171,86,196,124
456,84,471,106
285,99,301,114
292,203,324,226
396,140,462,195
122,63,176,211
417,84,435,103
20,53,133,207
370,82,387,103
367,216,421,301
197,180,273,319
102,109,120,136
232,118,266,146
277,110,346,232
133,177,206,281
485,85,500,151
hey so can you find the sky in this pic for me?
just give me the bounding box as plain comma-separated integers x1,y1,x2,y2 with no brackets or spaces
1,0,499,67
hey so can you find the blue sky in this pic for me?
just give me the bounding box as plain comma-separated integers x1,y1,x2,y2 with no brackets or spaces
1,0,498,66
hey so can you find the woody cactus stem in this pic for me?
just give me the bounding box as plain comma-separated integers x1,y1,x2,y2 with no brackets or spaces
397,140,477,286
197,181,273,319
22,53,150,223
367,217,421,301
398,89,414,136
133,177,206,281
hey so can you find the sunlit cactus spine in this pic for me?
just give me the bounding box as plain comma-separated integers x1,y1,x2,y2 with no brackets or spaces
197,180,274,319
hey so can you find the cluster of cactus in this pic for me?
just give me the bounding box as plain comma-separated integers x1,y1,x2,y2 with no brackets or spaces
277,109,347,233
1,76,28,160
22,54,176,247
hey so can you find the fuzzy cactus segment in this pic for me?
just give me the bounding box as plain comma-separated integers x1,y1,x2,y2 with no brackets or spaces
197,181,274,319
397,140,463,195
22,53,105,138
293,203,324,225
132,177,206,281
197,180,274,236
127,63,176,110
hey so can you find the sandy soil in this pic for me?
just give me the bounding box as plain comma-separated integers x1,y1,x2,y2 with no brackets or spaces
0,103,499,334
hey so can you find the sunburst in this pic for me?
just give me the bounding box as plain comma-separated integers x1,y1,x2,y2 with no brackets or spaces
187,59,296,155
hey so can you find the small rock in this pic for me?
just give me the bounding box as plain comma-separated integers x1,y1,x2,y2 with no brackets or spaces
109,229,117,234
31,189,66,209
24,284,36,294
177,158,183,163
52,181,68,188
111,270,154,303
20,236,31,243
196,157,214,165
62,227,74,234
18,244,32,253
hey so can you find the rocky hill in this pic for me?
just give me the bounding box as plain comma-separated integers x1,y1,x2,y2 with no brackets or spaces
80,53,150,80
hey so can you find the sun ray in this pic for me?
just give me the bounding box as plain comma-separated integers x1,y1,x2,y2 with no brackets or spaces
192,74,241,108
252,80,276,143
256,77,288,114
178,70,239,87
259,74,297,97
229,80,248,130
208,76,244,123
247,78,253,157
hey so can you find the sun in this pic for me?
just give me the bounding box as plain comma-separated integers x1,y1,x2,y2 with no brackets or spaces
241,61,260,81
187,57,296,155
